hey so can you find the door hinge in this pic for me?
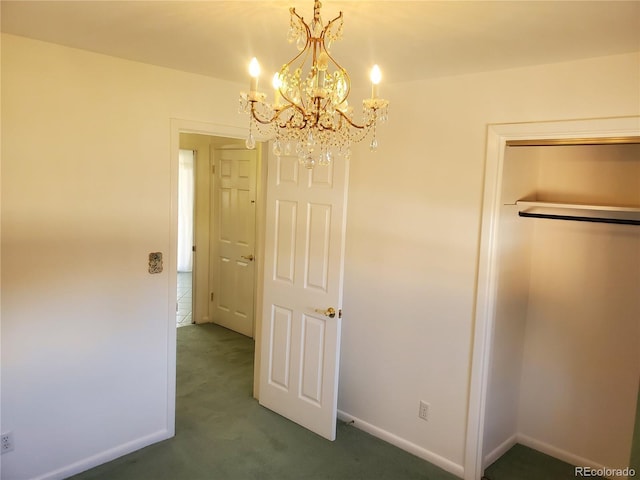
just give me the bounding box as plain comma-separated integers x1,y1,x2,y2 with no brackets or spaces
192,245,196,252
210,292,214,302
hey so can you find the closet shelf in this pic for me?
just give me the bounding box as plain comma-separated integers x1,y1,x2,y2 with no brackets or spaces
515,200,640,226
516,200,640,213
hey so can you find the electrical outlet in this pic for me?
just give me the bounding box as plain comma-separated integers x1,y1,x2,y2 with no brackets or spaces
418,401,430,421
1,431,14,453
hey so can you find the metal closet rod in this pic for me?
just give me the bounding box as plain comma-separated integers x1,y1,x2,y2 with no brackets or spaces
515,200,640,226
506,136,640,147
518,211,640,226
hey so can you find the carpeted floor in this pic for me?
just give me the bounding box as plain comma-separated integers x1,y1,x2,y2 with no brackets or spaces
68,324,459,480
68,323,602,480
482,444,604,480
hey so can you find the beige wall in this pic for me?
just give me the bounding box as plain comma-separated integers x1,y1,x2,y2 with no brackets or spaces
0,34,244,480
1,30,639,479
338,52,640,472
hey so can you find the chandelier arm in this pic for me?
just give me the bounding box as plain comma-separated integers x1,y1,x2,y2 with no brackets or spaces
319,15,351,108
274,103,306,126
279,7,313,111
289,7,307,29
325,10,343,26
322,11,344,41
286,8,312,73
334,109,374,130
275,104,313,133
249,101,281,126
286,8,312,66
319,1,344,47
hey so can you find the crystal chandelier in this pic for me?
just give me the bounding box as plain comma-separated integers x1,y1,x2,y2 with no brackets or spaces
239,0,389,169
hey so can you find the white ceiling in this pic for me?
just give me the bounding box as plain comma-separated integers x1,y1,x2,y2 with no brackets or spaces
2,1,639,87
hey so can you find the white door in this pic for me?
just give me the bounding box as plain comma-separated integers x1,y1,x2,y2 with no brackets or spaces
259,153,349,441
212,147,257,337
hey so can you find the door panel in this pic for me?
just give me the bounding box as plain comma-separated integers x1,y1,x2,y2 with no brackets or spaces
269,305,293,390
237,188,253,245
259,153,349,441
275,200,297,283
219,189,232,242
217,257,232,312
300,314,326,404
305,203,331,291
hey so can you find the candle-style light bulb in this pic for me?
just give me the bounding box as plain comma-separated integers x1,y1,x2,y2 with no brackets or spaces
272,72,282,106
249,57,260,93
370,64,382,98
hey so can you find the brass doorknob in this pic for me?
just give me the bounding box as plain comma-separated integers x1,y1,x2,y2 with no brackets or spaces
314,307,336,318
241,254,254,261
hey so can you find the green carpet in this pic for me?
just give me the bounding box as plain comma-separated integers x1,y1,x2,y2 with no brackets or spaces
68,324,458,480
483,444,604,480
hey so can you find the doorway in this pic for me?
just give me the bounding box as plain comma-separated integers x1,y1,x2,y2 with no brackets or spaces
178,132,261,338
168,120,267,419
168,118,351,441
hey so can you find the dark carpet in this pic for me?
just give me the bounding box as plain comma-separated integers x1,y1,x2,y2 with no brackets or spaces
483,444,604,480
68,324,458,480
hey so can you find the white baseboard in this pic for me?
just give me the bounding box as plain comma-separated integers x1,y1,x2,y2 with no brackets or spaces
484,434,518,469
32,429,172,480
337,410,464,478
517,434,626,480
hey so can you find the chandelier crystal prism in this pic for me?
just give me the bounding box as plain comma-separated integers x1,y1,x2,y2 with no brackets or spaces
238,0,389,169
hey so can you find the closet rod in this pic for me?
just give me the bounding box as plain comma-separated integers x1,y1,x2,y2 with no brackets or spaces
506,136,640,147
518,211,640,226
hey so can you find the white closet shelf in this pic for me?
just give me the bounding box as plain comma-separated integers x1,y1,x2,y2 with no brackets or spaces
515,200,640,225
516,200,640,213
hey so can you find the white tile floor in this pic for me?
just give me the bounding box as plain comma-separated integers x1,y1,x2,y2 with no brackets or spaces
177,272,193,327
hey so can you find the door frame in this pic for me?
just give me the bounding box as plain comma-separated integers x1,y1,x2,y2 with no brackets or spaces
168,119,268,436
463,115,640,479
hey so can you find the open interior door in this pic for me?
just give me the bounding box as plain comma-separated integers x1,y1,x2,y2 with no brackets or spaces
259,152,349,440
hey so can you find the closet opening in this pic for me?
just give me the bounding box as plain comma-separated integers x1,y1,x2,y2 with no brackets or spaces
465,118,640,480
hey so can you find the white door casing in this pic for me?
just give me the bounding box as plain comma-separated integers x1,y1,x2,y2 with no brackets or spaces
259,153,349,441
212,147,258,338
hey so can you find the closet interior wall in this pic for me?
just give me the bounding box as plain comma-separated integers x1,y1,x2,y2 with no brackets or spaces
483,143,640,472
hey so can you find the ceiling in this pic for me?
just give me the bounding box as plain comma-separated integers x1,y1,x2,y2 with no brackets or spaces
2,1,639,87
